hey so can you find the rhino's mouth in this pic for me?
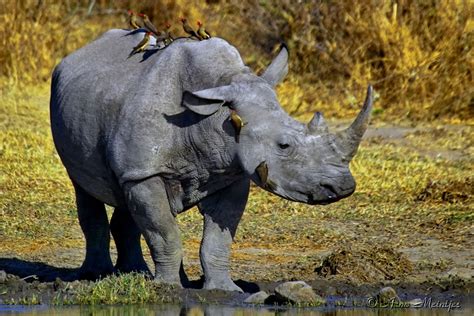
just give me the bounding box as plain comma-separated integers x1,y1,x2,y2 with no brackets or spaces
303,183,354,205
260,182,343,205
320,183,339,200
293,184,344,205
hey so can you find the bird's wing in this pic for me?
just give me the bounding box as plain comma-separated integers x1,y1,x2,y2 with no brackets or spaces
145,20,159,35
133,36,149,50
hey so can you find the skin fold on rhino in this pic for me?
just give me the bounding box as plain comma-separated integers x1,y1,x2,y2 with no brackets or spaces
50,29,373,292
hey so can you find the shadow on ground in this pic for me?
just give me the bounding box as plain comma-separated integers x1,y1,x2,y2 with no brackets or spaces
0,258,261,294
0,258,78,282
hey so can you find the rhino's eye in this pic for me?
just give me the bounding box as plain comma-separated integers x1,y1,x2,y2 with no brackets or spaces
278,143,290,149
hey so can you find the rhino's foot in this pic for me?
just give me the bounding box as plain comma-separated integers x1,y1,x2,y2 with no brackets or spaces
78,263,114,280
114,261,150,275
154,274,183,288
204,277,243,292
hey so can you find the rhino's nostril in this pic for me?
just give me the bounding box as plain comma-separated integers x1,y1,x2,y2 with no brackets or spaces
321,183,338,198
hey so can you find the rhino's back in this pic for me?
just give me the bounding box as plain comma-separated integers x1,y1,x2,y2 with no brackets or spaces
50,29,247,206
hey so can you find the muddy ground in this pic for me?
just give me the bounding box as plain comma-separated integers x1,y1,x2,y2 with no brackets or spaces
1,124,473,307
0,269,473,308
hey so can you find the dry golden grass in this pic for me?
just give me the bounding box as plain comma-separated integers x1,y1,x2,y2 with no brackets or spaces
0,0,472,121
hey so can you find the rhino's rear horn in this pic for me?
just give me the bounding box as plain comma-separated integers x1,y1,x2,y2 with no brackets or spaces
260,43,289,87
337,85,374,159
307,112,329,134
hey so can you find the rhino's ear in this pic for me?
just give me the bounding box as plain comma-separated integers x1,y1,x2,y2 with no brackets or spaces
260,43,289,87
182,86,231,116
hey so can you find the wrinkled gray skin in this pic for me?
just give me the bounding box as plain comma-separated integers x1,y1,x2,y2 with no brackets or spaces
50,29,373,292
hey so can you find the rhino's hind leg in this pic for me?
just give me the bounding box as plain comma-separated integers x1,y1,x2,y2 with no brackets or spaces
124,177,183,285
73,182,114,280
198,178,250,292
110,207,150,274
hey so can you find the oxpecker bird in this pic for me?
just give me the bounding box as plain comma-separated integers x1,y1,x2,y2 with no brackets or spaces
229,110,246,142
128,10,140,30
128,32,152,58
154,33,168,47
164,22,174,45
180,17,199,39
197,20,211,40
153,23,174,47
139,13,161,36
255,161,276,190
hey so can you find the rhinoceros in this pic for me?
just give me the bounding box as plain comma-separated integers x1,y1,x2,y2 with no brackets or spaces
50,29,373,292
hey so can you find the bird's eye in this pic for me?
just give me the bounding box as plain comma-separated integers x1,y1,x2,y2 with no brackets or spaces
278,143,290,149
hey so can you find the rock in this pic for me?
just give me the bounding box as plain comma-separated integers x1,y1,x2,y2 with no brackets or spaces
274,281,326,306
244,291,269,304
0,271,6,283
376,286,400,304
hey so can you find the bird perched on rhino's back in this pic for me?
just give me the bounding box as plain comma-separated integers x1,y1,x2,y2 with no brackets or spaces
139,13,160,36
128,31,152,57
153,23,174,47
197,20,211,40
128,10,140,30
164,22,174,45
153,33,169,47
180,17,199,39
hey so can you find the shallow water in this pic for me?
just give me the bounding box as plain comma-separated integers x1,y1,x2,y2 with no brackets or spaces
1,304,472,316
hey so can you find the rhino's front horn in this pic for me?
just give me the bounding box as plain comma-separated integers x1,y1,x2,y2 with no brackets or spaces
338,85,374,159
307,112,329,134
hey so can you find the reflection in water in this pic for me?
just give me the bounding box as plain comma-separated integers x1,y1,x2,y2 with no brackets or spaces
0,304,472,316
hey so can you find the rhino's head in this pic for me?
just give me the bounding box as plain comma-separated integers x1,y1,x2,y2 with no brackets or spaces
183,45,373,205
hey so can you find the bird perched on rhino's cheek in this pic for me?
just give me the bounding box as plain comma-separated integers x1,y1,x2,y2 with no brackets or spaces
229,110,246,143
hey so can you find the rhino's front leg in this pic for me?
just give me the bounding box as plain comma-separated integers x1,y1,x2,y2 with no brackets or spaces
198,178,250,292
124,177,183,285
